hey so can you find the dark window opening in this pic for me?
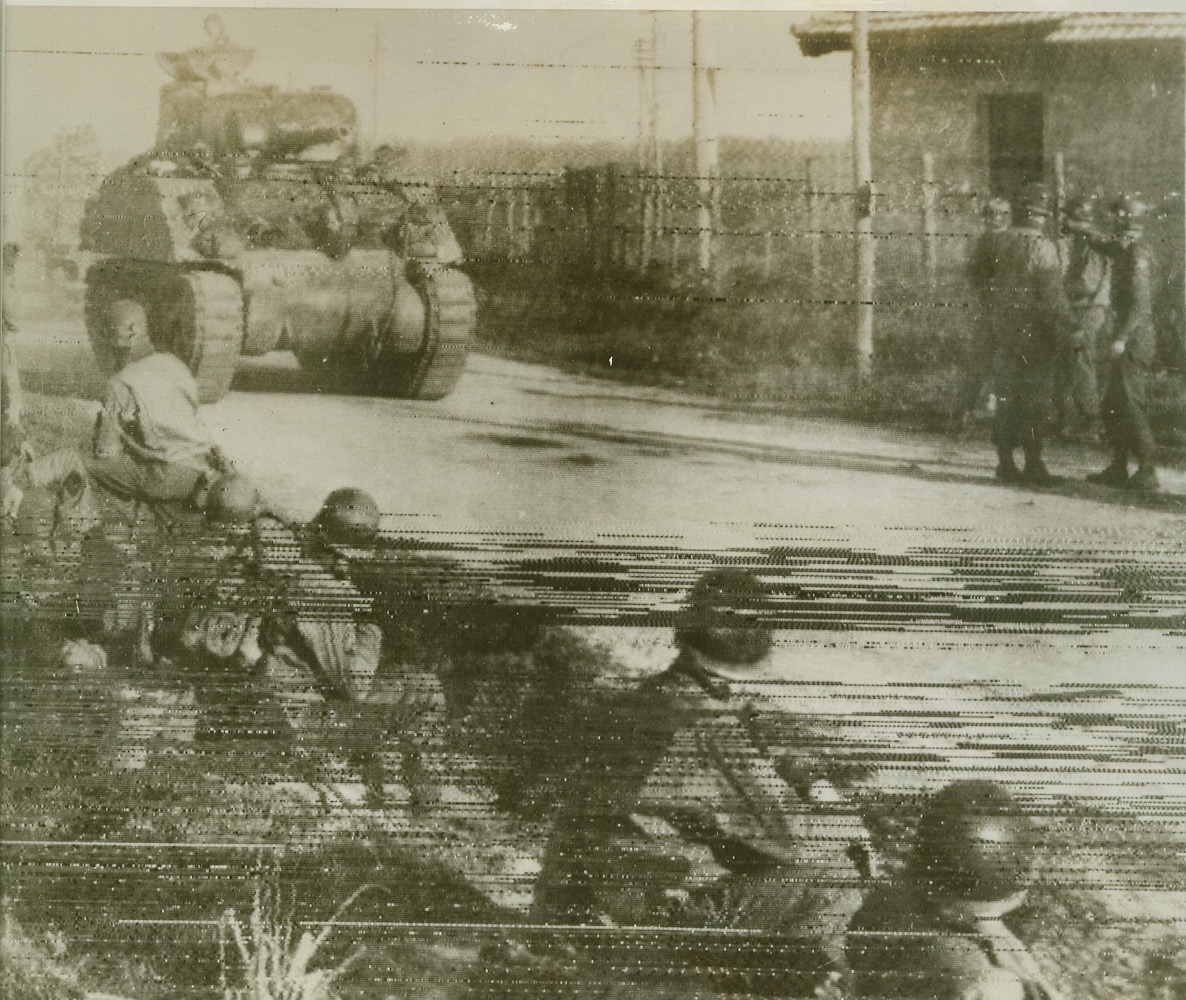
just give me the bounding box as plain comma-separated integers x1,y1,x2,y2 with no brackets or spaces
984,93,1045,199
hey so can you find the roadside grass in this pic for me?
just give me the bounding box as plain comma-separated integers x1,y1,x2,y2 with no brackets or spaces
13,391,95,457
474,261,1186,458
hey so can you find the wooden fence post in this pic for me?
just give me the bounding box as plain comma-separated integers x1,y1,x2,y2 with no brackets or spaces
481,175,497,254
806,157,821,302
520,183,533,258
505,177,518,257
603,164,618,269
922,152,938,289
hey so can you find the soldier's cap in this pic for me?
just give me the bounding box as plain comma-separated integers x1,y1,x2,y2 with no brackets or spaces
1111,194,1151,223
1064,195,1097,223
982,198,1011,218
205,472,266,524
675,568,775,677
911,779,1036,914
314,487,381,550
109,299,148,333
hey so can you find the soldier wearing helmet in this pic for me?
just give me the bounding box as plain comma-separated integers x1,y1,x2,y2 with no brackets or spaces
1088,195,1160,492
87,299,232,505
152,485,388,784
204,471,266,524
307,486,448,812
847,780,1065,1000
988,184,1081,485
530,568,874,997
1056,194,1111,431
313,486,381,546
961,199,1013,422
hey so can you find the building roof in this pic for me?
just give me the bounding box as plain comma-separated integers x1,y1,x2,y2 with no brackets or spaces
794,11,1186,57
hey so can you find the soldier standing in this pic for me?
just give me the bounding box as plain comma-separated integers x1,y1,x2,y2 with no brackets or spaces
1058,196,1112,431
962,198,1012,422
847,780,1065,1000
1088,196,1160,492
530,568,874,998
990,185,1080,485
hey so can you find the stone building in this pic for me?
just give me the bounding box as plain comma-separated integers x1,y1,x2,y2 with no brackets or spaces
793,11,1185,204
794,11,1185,356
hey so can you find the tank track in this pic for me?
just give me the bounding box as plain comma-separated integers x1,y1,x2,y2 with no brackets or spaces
173,271,244,403
84,263,245,403
393,265,476,401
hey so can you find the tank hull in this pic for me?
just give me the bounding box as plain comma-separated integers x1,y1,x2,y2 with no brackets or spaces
80,166,476,402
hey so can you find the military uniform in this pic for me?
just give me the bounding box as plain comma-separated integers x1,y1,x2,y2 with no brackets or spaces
963,202,1011,417
1059,225,1112,426
1098,235,1158,486
531,651,870,997
990,219,1079,482
847,780,1062,1000
848,885,1053,1000
88,350,226,503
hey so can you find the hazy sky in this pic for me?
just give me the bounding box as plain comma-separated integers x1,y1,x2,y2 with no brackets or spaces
2,5,852,230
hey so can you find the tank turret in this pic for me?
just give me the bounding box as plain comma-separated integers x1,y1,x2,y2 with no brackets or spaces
80,17,475,402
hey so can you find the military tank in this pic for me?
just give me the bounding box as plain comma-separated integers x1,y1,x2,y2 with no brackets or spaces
80,20,475,403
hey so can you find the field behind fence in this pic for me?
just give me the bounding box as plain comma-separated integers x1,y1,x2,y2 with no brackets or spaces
433,146,1185,367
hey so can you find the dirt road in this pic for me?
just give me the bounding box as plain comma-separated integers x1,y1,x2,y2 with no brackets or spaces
16,328,1186,813
19,325,1185,540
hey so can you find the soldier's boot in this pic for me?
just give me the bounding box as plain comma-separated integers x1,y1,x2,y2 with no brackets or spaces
1022,449,1062,486
1127,466,1160,493
1087,457,1130,487
995,450,1023,484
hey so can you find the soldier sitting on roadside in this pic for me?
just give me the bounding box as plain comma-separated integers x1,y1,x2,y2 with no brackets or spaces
6,301,232,525
87,300,231,504
847,780,1065,1000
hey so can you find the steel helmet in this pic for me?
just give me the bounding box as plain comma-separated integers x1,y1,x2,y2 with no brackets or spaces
1111,194,1151,227
674,568,774,667
982,198,1011,220
1064,195,1097,225
911,780,1036,904
1015,183,1051,219
314,487,381,545
205,473,265,523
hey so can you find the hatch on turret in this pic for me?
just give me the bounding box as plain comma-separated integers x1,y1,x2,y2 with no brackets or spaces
154,14,358,161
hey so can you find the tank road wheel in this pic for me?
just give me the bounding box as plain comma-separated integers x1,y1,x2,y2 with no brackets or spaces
85,263,244,403
376,266,476,401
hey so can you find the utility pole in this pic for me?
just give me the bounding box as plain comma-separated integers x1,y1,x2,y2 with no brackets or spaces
852,12,875,379
371,20,380,152
638,14,664,269
648,14,663,178
692,11,720,280
636,37,648,172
